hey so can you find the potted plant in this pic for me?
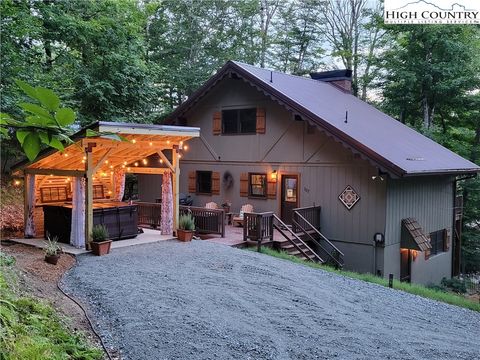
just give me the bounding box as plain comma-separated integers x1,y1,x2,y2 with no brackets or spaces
177,213,195,242
44,235,62,265
91,224,112,256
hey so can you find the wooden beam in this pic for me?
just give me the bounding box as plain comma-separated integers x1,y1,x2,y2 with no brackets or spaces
92,148,114,173
85,147,94,250
172,149,180,234
25,168,85,177
157,151,175,173
127,167,169,175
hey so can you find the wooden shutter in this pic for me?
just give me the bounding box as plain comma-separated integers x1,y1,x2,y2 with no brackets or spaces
443,228,450,252
213,111,222,135
267,178,276,199
212,172,220,195
240,173,248,197
188,171,196,193
256,108,266,134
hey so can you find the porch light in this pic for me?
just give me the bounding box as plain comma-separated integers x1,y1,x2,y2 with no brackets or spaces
270,170,277,181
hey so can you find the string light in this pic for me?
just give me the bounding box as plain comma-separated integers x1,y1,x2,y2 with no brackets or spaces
64,153,68,157
178,154,182,159
83,156,86,160
184,145,189,151
149,142,153,146
127,167,131,171
110,165,113,169
13,180,20,186
105,160,109,164
142,159,147,165
82,160,85,164
167,140,170,144
134,162,139,167
159,159,163,163
123,161,127,165
131,139,136,144
122,165,125,168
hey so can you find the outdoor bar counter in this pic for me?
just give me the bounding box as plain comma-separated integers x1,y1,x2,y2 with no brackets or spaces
43,201,138,243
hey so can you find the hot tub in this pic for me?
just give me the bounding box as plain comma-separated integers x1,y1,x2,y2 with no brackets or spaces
43,201,138,244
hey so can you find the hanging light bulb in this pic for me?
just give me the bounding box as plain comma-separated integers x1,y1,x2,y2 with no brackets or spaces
184,145,189,151
134,162,139,166
127,167,131,171
142,159,147,165
167,140,170,144
149,142,153,146
131,139,136,144
105,160,109,164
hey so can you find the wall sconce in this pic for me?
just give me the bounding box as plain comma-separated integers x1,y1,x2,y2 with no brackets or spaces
270,170,277,182
374,232,384,244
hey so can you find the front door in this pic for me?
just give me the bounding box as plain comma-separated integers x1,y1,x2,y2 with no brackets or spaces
281,174,299,224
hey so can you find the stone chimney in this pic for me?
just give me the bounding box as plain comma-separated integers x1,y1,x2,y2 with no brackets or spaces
310,69,352,93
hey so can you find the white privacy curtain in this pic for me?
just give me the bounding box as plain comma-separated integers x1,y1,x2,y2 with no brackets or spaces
161,172,173,235
113,167,126,201
70,177,85,248
24,174,36,238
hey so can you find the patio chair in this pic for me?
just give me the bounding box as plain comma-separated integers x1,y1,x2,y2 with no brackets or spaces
205,202,219,209
232,204,254,227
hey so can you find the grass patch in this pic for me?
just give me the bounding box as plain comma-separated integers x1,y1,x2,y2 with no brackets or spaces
0,264,102,359
250,247,480,312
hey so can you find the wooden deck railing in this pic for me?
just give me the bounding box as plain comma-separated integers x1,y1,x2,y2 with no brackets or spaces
243,212,274,251
136,202,162,229
292,205,321,233
180,205,225,237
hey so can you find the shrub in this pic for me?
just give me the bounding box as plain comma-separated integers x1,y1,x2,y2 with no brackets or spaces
91,224,109,242
441,277,467,294
0,179,24,236
0,251,15,266
178,213,195,231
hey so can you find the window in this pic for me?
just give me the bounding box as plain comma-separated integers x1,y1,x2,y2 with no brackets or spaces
222,108,256,134
249,173,267,198
40,186,69,203
429,230,445,256
196,171,212,194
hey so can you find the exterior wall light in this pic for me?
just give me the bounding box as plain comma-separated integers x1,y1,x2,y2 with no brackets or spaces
374,232,384,243
270,170,277,182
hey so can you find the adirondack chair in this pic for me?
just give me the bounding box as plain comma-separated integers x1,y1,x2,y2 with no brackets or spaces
232,204,254,227
205,202,219,209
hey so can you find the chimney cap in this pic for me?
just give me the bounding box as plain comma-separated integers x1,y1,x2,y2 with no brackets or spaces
310,69,352,82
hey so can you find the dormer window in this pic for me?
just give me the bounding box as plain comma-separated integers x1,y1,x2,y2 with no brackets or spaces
222,108,256,134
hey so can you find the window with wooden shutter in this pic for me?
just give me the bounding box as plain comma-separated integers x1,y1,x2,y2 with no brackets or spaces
213,111,221,135
240,173,248,197
256,108,266,134
443,228,450,252
267,178,276,199
188,171,196,193
212,172,220,195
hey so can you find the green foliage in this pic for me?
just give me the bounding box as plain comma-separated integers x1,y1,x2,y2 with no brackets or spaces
178,213,195,231
0,252,15,267
254,247,480,312
44,235,62,257
0,270,102,360
91,225,109,243
1,80,76,161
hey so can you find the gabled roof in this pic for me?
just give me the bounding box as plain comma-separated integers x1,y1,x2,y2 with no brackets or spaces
167,60,479,177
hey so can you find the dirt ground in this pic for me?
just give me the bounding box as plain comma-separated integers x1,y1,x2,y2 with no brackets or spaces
0,241,104,355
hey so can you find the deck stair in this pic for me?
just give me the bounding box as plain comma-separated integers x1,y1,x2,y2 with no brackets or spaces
274,206,344,268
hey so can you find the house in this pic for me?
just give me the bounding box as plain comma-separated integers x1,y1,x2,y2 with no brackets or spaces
161,60,479,285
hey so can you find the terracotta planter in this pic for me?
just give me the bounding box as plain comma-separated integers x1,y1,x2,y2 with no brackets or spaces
45,254,60,265
177,229,194,242
91,240,112,256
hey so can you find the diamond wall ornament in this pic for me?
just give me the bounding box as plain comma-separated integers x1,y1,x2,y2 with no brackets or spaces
339,185,360,210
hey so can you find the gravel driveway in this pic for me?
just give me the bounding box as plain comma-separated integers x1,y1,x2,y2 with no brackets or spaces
62,240,480,360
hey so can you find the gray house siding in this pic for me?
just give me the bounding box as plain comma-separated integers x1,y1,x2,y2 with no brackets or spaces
384,176,454,284
178,77,387,274
137,174,162,202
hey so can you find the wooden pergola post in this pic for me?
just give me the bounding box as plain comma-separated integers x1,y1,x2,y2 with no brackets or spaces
23,170,29,236
84,144,95,249
172,148,180,234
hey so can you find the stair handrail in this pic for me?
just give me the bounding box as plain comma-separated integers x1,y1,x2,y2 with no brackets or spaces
293,210,344,266
272,214,324,263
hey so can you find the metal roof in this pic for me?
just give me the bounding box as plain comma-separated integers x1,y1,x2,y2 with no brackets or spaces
167,61,479,177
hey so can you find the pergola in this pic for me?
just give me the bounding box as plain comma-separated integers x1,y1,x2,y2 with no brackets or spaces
12,121,200,247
